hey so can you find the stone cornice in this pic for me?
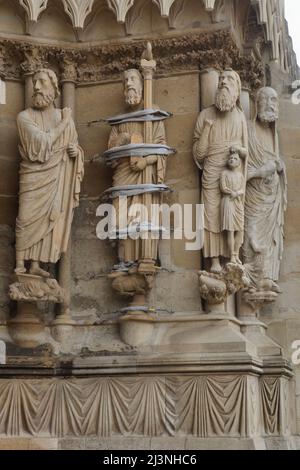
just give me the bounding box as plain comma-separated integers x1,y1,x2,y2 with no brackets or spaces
0,29,264,90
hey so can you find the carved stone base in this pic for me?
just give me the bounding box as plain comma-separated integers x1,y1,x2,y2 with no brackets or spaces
109,270,154,298
240,289,278,319
9,274,64,303
8,303,48,349
199,263,250,314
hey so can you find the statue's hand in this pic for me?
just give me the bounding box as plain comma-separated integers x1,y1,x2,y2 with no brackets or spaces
230,145,245,158
145,155,158,166
67,143,79,158
276,159,284,173
130,158,147,172
259,161,277,179
204,119,214,128
62,107,72,122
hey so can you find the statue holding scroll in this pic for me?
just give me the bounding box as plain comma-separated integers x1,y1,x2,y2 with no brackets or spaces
11,69,84,301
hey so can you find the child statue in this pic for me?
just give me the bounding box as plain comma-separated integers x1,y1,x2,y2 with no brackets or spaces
220,152,245,265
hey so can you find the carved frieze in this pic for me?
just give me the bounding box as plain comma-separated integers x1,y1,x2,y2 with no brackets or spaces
0,374,289,437
0,31,264,90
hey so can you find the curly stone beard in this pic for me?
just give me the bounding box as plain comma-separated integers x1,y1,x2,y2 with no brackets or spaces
32,91,55,110
215,87,238,112
258,109,279,123
125,88,143,107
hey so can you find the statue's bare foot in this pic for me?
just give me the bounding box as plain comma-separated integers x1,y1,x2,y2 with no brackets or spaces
234,256,243,265
29,266,50,278
270,281,282,294
211,258,222,274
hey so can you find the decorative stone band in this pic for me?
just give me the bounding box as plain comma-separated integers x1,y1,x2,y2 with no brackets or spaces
102,143,176,165
0,375,290,437
106,109,172,125
102,183,170,199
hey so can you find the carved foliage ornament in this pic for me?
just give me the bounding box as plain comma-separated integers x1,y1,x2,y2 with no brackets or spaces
62,0,95,29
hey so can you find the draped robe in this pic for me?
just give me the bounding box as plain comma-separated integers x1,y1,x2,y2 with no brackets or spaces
244,120,287,282
193,105,248,258
108,113,166,263
16,107,84,263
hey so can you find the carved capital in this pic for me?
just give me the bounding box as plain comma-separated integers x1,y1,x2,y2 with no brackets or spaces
20,46,45,77
58,53,78,83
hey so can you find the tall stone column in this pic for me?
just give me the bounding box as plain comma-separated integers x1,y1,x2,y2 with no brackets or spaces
240,87,251,120
52,58,77,335
199,68,219,110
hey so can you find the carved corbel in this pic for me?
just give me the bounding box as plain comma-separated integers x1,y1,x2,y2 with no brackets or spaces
106,0,135,23
19,0,48,23
202,0,216,11
152,0,177,17
62,0,95,29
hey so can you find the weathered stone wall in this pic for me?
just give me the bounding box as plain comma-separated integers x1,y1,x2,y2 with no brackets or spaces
0,0,300,449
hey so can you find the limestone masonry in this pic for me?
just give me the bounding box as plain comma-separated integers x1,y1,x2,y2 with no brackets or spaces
0,0,300,450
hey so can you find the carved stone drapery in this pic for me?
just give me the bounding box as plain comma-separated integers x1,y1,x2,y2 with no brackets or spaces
0,374,290,437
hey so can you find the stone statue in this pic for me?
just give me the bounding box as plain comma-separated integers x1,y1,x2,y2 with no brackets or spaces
108,68,167,270
14,68,84,281
193,69,248,273
220,152,245,264
243,86,287,293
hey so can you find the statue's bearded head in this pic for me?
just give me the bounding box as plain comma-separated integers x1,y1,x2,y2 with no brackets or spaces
32,69,60,110
124,69,143,107
257,87,279,123
215,70,241,112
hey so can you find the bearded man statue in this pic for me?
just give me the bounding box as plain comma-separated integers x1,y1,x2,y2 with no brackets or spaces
243,87,287,293
193,69,248,273
15,68,84,278
107,68,167,270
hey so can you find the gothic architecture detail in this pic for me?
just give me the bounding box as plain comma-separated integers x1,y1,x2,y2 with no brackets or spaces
106,0,135,23
62,0,95,29
0,0,299,451
19,0,48,24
